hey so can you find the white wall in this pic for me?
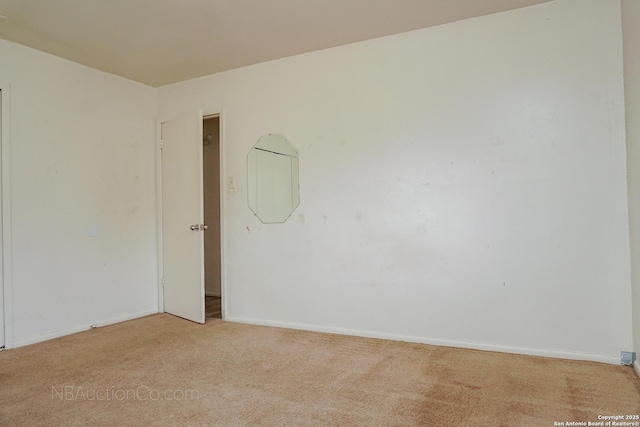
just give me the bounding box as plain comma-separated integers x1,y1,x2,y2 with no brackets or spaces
0,41,158,346
158,0,631,362
622,0,640,374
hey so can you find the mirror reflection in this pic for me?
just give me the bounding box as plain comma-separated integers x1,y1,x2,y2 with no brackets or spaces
247,134,300,224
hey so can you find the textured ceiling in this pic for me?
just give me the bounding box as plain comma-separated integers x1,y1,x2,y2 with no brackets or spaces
0,0,553,87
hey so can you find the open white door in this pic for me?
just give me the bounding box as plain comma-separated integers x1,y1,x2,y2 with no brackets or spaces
161,111,205,324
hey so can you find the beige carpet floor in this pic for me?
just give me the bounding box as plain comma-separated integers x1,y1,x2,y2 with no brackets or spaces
0,314,639,426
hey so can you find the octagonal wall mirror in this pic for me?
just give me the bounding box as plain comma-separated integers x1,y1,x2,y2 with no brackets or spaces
247,134,300,224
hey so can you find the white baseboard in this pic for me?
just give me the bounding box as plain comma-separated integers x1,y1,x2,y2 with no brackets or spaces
12,309,159,348
224,316,621,365
634,359,640,378
205,292,221,297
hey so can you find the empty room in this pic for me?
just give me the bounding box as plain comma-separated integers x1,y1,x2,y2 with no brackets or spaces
1,0,639,425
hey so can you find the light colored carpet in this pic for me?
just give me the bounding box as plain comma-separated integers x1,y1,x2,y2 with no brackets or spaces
0,314,639,426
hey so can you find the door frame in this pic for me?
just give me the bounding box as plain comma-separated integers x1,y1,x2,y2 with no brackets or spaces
156,107,226,320
0,82,13,349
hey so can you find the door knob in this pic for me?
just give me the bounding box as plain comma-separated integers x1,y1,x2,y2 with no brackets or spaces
190,224,199,231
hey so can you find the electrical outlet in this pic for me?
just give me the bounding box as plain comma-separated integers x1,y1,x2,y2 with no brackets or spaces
621,351,636,365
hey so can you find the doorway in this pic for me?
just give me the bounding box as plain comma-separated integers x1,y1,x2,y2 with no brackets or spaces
202,116,222,319
159,111,222,324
